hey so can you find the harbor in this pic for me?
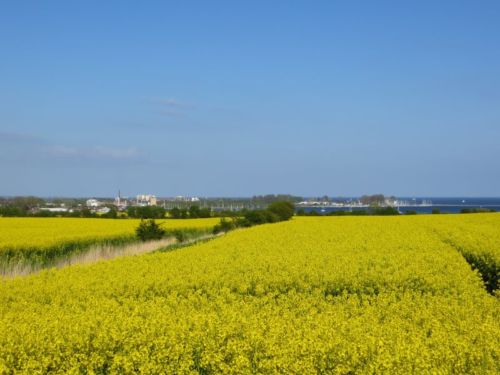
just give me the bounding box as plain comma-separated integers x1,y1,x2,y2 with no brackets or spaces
297,197,500,214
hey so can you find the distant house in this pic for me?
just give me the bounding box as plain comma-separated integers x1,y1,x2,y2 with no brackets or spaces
86,199,101,208
174,195,200,202
136,194,157,206
96,207,111,214
39,207,71,213
114,192,128,210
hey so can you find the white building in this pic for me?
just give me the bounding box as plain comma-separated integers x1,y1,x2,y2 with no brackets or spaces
174,196,200,202
136,194,157,206
114,191,128,210
86,199,101,208
39,207,72,213
96,207,111,214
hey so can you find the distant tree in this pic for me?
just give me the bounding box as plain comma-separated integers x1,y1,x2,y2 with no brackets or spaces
267,201,295,221
128,206,166,219
432,208,441,214
102,208,118,219
213,218,236,234
371,207,400,216
11,196,44,211
243,210,270,225
251,194,303,204
0,206,27,217
189,205,201,218
172,229,187,243
360,194,386,206
213,210,240,218
198,207,212,218
263,210,280,223
80,208,94,218
460,208,495,214
169,207,190,219
33,210,56,217
351,210,369,216
169,207,181,218
136,219,166,241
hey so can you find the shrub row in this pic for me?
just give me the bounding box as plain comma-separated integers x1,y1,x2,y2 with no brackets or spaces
213,201,295,234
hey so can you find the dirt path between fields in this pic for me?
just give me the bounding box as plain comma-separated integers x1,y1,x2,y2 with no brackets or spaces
2,233,221,278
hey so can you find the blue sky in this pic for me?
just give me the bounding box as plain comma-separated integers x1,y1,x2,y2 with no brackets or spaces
1,1,499,197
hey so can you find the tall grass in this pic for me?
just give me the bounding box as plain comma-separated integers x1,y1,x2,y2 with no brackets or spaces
0,235,136,275
1,227,213,277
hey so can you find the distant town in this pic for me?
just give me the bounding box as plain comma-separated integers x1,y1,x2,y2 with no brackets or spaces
0,193,432,215
0,193,296,216
2,194,498,218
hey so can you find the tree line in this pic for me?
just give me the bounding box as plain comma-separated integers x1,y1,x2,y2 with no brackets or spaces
213,201,295,234
134,201,296,241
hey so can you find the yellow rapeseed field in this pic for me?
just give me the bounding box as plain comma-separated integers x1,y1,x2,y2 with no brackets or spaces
421,214,500,294
0,217,219,267
0,215,499,373
0,217,219,251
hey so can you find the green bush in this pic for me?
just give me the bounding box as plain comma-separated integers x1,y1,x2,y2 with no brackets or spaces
371,207,400,216
404,210,417,215
135,219,166,241
172,230,186,243
460,208,496,214
128,206,166,219
267,201,295,221
244,210,273,225
213,218,236,234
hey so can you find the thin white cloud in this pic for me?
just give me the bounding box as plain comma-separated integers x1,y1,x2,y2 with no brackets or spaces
93,146,140,160
46,145,79,157
159,109,184,117
152,97,196,117
157,98,186,107
0,132,143,164
45,145,140,161
0,132,44,144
